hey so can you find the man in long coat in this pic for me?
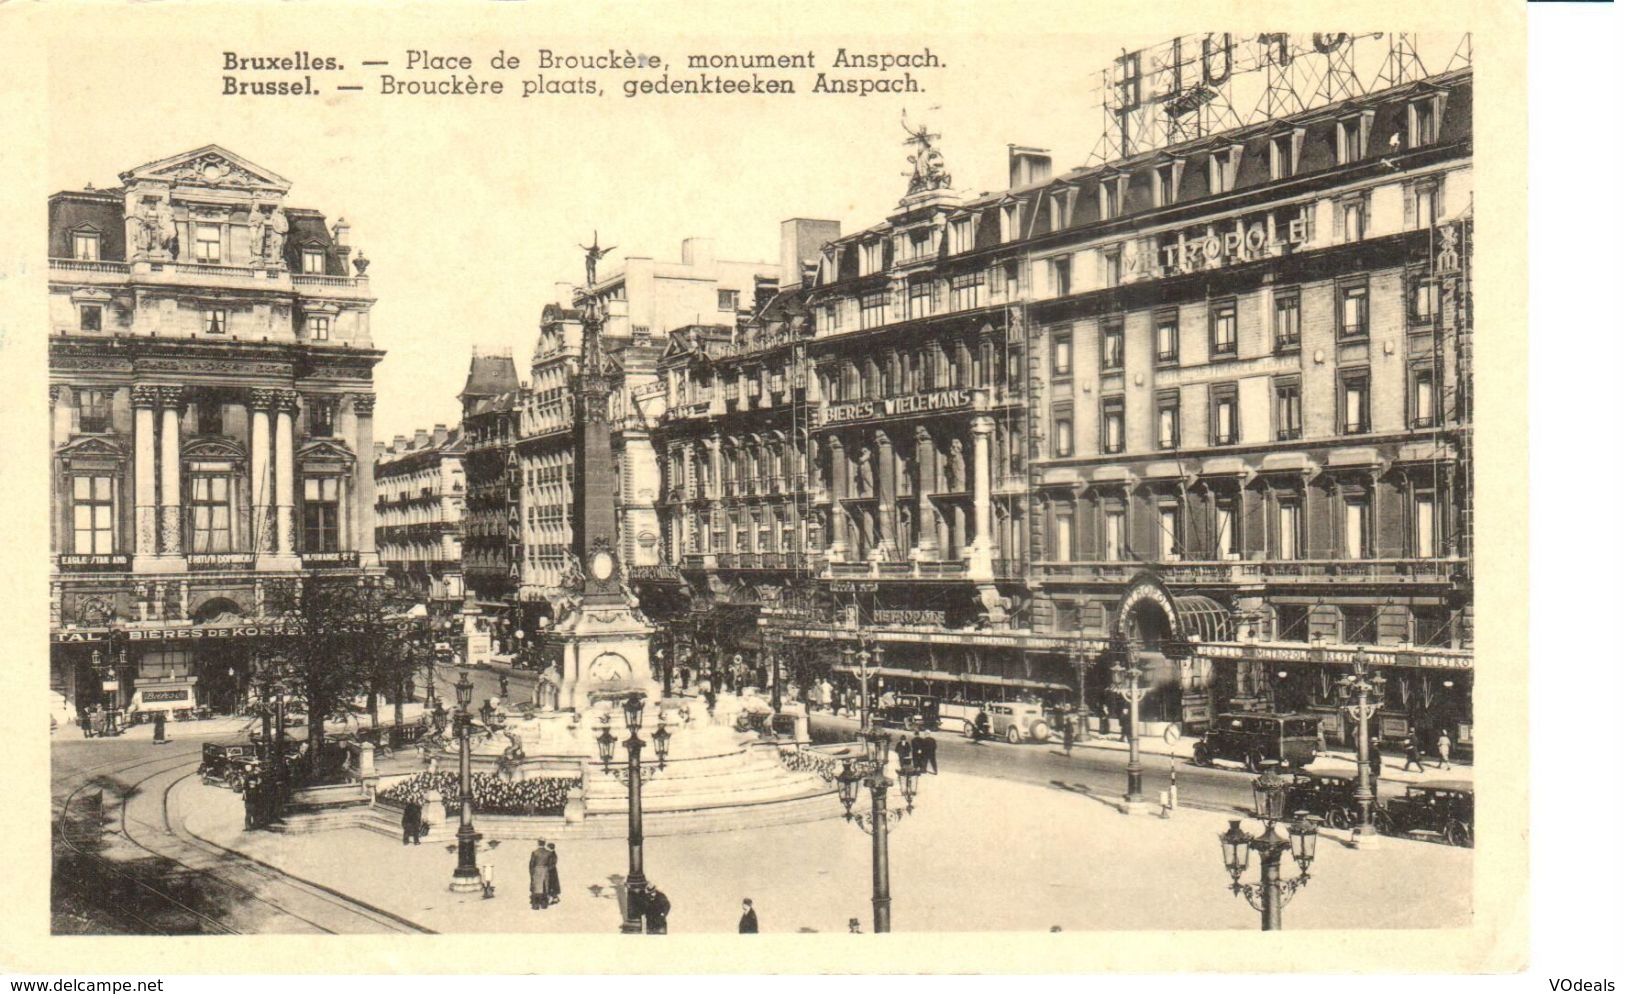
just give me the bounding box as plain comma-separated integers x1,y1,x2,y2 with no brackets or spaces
544,842,561,906
529,839,551,910
644,884,671,934
401,798,424,846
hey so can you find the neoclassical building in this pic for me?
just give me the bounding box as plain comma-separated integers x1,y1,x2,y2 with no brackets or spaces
48,145,382,720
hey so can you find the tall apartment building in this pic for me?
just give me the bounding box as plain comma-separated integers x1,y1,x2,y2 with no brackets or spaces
677,62,1476,747
374,424,466,614
48,145,382,719
458,350,522,614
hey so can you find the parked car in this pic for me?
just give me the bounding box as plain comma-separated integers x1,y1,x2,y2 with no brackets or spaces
1375,781,1474,847
874,694,939,731
197,743,256,791
1191,712,1321,772
1283,771,1366,829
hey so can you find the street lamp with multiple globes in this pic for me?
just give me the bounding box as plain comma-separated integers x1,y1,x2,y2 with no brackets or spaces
834,727,920,934
1217,764,1322,930
448,670,484,893
1337,646,1387,848
1109,644,1155,814
596,691,673,933
839,640,884,731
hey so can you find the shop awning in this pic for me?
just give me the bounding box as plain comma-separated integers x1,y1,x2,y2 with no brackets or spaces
1173,594,1233,643
833,665,1072,692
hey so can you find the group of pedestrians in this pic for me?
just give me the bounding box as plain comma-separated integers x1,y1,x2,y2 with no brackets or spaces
893,729,939,775
1399,728,1456,772
527,839,562,910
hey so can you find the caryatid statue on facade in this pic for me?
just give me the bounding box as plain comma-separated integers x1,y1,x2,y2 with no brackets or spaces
248,205,266,263
946,438,967,492
265,208,288,264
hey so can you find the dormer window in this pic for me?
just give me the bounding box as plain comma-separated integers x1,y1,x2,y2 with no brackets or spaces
1155,163,1178,207
948,217,975,254
1269,130,1303,181
1409,97,1439,148
1099,177,1123,220
302,248,325,274
1000,202,1023,243
1336,115,1370,165
860,240,884,276
1209,147,1239,194
1048,191,1069,231
73,231,100,261
907,227,933,262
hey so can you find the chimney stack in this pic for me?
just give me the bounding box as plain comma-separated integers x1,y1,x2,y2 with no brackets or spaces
681,237,715,269
332,217,351,247
779,218,842,291
433,424,448,446
392,434,407,452
1008,146,1053,188
414,429,430,449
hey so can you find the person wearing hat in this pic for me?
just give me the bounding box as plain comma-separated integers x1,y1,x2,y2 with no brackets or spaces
544,842,561,906
539,838,559,909
643,884,671,934
738,898,758,933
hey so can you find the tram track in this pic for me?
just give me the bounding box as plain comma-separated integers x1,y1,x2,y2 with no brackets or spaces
54,746,434,935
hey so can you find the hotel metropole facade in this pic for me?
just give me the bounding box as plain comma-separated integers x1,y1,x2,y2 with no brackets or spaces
655,65,1474,748
48,146,383,721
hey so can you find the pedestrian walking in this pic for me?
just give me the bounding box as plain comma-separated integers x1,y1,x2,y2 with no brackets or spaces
848,917,863,934
1436,730,1452,770
529,838,550,910
894,734,913,773
152,711,168,744
78,709,93,737
499,674,509,699
680,666,691,692
644,884,671,934
909,730,927,773
972,710,989,744
1402,732,1425,773
1062,714,1076,756
401,798,424,846
919,732,938,773
544,842,561,906
738,898,758,933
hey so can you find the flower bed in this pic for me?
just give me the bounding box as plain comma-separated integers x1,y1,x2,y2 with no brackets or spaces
378,771,580,817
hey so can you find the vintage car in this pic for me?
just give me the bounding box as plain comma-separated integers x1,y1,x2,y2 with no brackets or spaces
874,694,940,731
1375,780,1474,847
1191,712,1321,771
952,702,1052,744
1283,771,1367,829
197,743,257,790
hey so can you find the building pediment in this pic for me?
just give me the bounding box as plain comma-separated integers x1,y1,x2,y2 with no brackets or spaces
297,439,355,465
57,434,126,460
182,436,247,462
120,145,292,195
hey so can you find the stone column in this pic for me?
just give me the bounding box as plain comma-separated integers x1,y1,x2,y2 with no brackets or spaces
970,415,995,573
913,426,939,559
158,386,185,556
828,436,848,559
274,390,298,556
353,394,378,564
132,386,159,559
250,390,275,554
874,430,897,558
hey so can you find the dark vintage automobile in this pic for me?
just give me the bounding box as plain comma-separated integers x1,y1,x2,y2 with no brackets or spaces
197,743,257,790
1375,780,1474,847
1283,771,1367,829
874,694,940,731
1191,712,1321,772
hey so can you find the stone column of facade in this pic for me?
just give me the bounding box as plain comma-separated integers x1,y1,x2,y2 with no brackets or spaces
827,436,848,559
131,386,159,559
250,390,275,554
353,394,378,565
874,430,897,558
158,386,186,556
969,415,996,574
913,426,940,559
274,390,298,557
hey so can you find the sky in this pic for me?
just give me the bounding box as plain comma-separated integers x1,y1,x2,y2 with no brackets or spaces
44,11,1464,443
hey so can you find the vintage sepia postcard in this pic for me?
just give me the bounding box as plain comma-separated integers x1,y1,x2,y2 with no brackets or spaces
0,0,1529,977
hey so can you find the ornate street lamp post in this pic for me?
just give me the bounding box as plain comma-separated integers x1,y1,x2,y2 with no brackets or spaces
597,691,673,933
1218,764,1322,930
834,728,920,933
1337,646,1387,848
840,639,883,732
1110,644,1154,814
767,630,783,714
448,671,484,893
